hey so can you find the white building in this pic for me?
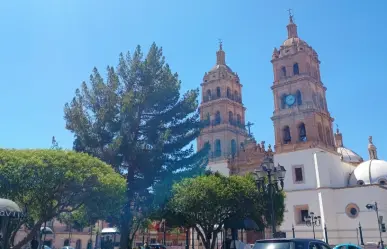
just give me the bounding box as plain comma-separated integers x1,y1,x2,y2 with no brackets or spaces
197,13,387,246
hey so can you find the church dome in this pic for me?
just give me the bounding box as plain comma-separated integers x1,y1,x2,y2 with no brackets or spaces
282,37,307,47
350,159,387,185
349,136,387,186
337,147,363,164
209,64,233,73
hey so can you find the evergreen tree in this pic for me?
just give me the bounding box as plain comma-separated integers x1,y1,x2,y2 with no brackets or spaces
64,43,208,249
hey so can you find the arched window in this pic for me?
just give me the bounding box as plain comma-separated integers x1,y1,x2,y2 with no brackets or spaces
296,90,302,105
204,113,210,126
318,123,324,142
236,114,241,125
64,239,70,246
293,63,299,75
319,95,325,110
231,139,237,156
283,126,291,144
228,111,233,124
281,94,287,109
215,139,222,157
216,87,221,98
215,111,221,125
325,127,331,145
298,123,307,142
281,66,286,77
227,88,231,98
234,90,239,102
206,89,211,99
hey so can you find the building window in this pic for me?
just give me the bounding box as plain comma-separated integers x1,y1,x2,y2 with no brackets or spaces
236,114,241,125
281,66,286,77
298,123,307,142
227,88,231,98
283,126,291,144
345,203,360,218
216,87,221,97
325,127,331,145
318,123,324,142
207,89,211,99
296,90,302,105
294,205,309,225
215,139,221,157
231,139,237,156
293,165,304,183
293,63,299,75
76,240,82,249
228,111,233,124
215,111,221,125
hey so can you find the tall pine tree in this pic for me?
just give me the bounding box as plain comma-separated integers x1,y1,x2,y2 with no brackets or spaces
64,43,208,249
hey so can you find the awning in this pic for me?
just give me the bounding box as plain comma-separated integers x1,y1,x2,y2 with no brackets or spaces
40,227,54,234
101,227,118,234
0,198,24,218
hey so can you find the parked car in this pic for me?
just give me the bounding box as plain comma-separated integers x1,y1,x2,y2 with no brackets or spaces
333,244,362,249
253,238,331,249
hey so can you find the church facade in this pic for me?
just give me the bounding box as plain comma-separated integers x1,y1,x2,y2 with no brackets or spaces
197,14,387,245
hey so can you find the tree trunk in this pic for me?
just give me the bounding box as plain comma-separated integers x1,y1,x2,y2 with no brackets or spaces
119,204,133,249
12,219,44,249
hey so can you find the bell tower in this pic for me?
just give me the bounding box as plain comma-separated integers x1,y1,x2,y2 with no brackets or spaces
197,42,249,170
271,13,335,154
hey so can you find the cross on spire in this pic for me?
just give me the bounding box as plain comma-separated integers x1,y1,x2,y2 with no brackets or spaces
218,38,223,50
287,8,294,22
245,121,254,136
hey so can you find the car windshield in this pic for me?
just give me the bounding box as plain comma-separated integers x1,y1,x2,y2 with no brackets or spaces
253,241,294,249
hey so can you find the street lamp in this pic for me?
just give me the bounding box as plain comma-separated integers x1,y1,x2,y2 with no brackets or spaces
366,202,384,249
305,212,321,239
254,151,286,238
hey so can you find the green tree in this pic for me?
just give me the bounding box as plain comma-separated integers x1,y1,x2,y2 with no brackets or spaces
0,149,126,249
64,43,208,249
166,173,285,249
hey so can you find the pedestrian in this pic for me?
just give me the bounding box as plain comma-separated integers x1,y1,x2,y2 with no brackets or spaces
31,237,39,249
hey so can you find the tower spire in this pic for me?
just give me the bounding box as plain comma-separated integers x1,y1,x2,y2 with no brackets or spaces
216,39,226,65
368,136,378,160
286,9,298,38
334,124,343,147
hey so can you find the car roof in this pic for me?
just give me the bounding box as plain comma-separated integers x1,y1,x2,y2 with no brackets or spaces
255,239,327,243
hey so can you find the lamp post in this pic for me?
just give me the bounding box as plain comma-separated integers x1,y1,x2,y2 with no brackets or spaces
366,202,384,249
254,149,286,238
305,212,321,239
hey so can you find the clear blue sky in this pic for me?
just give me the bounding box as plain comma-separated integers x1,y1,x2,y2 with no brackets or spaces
0,0,386,160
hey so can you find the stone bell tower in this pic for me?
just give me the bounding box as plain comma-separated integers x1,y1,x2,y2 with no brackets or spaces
271,13,335,154
197,42,250,174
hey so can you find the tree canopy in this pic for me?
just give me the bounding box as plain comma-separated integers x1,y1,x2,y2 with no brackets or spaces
64,43,208,249
166,173,285,249
0,149,126,249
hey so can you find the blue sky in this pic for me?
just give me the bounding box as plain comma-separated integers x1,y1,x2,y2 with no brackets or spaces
0,0,386,160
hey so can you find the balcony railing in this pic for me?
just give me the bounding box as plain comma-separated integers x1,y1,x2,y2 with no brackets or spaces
202,94,242,104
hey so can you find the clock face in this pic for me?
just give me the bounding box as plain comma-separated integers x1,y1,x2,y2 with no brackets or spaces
285,94,296,106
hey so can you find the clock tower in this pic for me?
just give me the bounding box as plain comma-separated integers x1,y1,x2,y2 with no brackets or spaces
271,13,335,154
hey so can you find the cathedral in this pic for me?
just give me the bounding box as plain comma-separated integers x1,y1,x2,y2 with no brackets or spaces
197,13,387,245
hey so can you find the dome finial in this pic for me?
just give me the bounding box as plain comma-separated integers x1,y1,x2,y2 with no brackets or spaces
286,9,298,39
218,38,223,51
368,136,378,160
216,39,226,65
287,8,294,23
334,124,343,147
